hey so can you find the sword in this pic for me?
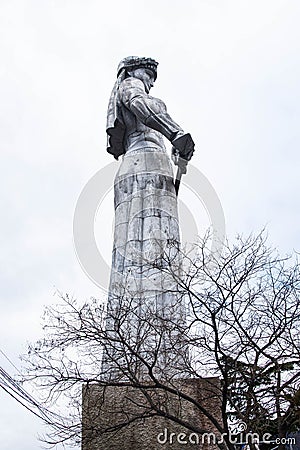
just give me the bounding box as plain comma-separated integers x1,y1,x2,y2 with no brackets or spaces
174,157,188,196
171,133,195,196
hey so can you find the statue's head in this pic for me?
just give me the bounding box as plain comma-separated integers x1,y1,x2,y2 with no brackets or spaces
117,56,158,93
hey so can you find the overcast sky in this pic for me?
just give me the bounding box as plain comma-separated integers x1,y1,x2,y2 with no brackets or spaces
1,1,300,448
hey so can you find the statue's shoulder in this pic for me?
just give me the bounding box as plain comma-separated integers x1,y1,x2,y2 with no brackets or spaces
119,77,145,97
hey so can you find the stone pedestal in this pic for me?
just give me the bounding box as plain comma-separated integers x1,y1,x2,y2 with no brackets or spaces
82,378,222,450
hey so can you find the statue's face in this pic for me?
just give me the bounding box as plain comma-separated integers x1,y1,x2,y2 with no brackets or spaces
130,68,155,93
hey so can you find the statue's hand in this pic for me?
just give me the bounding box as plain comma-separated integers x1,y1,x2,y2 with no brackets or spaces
171,147,188,174
171,147,179,166
171,133,195,162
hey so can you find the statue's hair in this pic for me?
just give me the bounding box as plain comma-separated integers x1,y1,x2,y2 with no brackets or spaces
117,56,158,80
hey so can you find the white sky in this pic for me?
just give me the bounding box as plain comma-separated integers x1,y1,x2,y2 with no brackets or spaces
1,0,300,448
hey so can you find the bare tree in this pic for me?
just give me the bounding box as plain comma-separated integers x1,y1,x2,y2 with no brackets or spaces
21,232,300,449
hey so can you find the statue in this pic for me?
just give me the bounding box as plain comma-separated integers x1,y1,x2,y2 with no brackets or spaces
103,56,195,379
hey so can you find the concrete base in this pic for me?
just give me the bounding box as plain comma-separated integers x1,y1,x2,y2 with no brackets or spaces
82,378,222,450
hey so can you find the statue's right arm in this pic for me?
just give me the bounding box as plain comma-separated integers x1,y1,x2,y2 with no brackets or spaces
119,78,184,142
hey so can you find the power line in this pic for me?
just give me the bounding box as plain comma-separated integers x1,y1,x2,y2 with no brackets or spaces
0,365,64,425
0,348,22,375
0,347,73,436
0,347,53,417
0,383,53,424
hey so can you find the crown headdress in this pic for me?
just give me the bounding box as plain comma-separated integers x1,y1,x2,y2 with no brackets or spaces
117,56,158,80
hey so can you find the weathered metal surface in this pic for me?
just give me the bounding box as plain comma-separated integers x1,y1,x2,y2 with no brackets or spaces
103,58,194,379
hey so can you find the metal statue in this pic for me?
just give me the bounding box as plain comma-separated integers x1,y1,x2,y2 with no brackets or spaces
103,56,195,379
